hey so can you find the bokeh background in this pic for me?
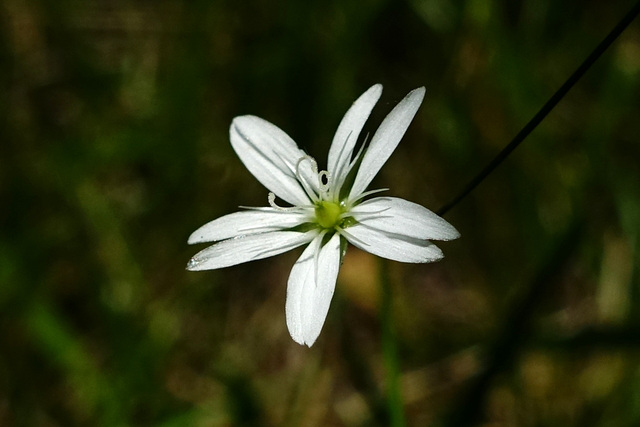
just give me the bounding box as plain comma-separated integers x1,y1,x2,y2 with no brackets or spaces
2,0,640,425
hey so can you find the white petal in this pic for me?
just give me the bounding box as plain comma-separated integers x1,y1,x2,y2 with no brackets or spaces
349,87,425,199
230,116,311,206
350,197,460,241
286,233,341,347
327,84,383,193
188,209,311,244
342,223,443,263
187,230,317,271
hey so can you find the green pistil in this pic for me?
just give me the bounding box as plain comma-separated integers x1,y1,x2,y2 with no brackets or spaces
315,200,343,229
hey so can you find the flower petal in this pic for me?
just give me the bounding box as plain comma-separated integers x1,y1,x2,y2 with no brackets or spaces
188,209,311,244
230,115,311,206
349,87,425,199
286,233,341,347
327,84,383,194
342,223,443,263
187,230,317,271
350,197,460,241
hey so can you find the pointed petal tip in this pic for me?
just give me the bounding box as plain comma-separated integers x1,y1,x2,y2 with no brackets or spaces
439,224,461,241
368,83,383,96
410,86,426,101
187,226,217,245
297,332,317,347
229,115,255,135
287,313,321,347
229,115,268,139
412,244,444,264
289,335,315,347
289,332,304,346
349,84,384,112
228,116,242,130
230,114,256,124
429,249,445,263
288,324,316,347
187,232,200,245
290,333,315,347
186,257,201,271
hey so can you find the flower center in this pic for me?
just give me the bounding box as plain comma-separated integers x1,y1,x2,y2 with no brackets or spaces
315,201,343,229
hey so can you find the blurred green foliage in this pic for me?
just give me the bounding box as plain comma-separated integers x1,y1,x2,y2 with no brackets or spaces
1,0,639,425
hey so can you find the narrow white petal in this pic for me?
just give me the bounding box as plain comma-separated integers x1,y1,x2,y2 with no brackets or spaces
327,84,383,193
188,209,311,244
343,223,443,263
349,87,425,199
286,233,341,347
350,197,460,241
230,116,311,206
187,230,317,271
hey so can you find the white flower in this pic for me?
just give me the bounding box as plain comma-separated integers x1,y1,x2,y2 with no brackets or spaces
187,84,460,347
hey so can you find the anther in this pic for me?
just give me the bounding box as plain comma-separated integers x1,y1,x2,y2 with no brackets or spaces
318,170,331,194
295,155,319,178
268,192,296,211
294,155,321,203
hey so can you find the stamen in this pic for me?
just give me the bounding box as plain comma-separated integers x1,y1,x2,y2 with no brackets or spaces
295,156,320,203
268,192,298,211
349,188,389,205
239,205,314,212
345,207,391,223
339,205,388,219
296,155,318,175
268,192,278,207
318,170,331,196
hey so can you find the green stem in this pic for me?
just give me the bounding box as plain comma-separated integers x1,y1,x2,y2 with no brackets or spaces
380,260,406,427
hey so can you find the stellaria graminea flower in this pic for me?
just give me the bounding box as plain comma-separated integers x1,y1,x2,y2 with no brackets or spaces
187,84,460,346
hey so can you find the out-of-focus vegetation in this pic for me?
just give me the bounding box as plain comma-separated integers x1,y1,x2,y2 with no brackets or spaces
1,0,639,425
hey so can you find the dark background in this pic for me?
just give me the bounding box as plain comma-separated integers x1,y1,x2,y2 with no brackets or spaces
1,0,639,425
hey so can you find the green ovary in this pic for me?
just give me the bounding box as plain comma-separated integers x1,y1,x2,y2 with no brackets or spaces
315,201,343,229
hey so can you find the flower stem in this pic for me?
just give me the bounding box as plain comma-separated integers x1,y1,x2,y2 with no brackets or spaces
379,260,406,427
437,0,640,216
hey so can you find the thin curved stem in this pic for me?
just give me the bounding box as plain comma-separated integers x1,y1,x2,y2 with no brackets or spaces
437,0,640,217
